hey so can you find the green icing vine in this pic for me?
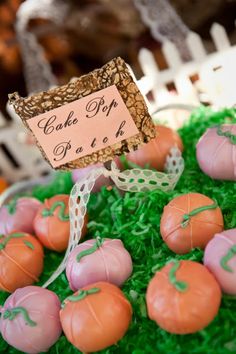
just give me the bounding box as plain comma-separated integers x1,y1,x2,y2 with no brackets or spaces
3,307,37,327
220,245,236,272
181,200,218,228
62,288,100,308
6,197,18,215
76,237,104,262
217,125,236,144
168,260,188,292
0,233,33,251
42,201,69,221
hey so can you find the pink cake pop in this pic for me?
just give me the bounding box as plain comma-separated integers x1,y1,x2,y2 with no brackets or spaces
0,286,62,353
204,229,236,295
196,124,236,180
66,237,133,291
0,197,42,234
72,163,111,192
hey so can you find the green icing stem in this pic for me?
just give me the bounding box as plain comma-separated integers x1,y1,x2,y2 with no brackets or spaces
168,260,188,292
76,237,104,262
23,240,34,250
62,288,100,308
181,200,218,228
0,233,34,251
3,307,37,327
42,201,69,221
220,245,236,272
217,125,236,144
6,197,18,215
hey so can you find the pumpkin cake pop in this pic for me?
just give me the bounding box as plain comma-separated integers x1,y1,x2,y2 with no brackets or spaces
0,177,8,193
197,124,236,180
0,232,44,292
160,193,224,254
60,281,132,353
34,194,87,252
121,125,183,171
204,228,236,295
0,197,42,235
66,237,133,290
146,260,221,334
0,285,62,353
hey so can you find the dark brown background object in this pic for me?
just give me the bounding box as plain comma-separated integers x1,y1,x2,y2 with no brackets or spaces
1,0,236,117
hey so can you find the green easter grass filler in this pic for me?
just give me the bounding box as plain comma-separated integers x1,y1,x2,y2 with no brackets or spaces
1,107,236,353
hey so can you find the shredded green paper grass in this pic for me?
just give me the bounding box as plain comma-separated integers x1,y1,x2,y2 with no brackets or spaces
1,106,236,354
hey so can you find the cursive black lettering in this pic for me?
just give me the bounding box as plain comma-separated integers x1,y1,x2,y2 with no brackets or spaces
86,96,105,118
64,111,78,127
91,138,96,148
38,115,57,135
53,141,71,162
37,111,78,135
76,146,83,154
56,123,63,131
105,99,118,117
86,96,118,118
115,120,126,138
103,137,108,144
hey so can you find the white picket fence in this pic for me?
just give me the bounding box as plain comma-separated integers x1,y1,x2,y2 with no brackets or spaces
0,22,235,182
0,124,51,182
137,23,236,112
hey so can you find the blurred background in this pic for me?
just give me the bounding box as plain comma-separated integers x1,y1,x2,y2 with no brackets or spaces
1,0,236,117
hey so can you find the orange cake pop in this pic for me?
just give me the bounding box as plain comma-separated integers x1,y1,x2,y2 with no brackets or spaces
0,232,44,292
0,177,8,193
60,282,132,353
146,260,221,334
122,125,183,171
34,194,88,252
160,193,224,254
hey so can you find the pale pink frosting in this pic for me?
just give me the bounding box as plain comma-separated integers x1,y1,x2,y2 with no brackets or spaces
66,238,133,291
0,197,42,235
0,286,62,353
204,229,236,294
196,125,236,180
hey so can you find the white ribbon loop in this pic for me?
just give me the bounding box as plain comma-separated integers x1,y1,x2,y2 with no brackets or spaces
110,147,184,192
42,167,105,288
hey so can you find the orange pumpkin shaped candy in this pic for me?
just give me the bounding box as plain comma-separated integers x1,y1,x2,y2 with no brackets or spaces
0,232,44,292
60,282,132,353
34,194,88,252
160,193,224,254
0,177,8,193
146,260,221,334
123,125,183,171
